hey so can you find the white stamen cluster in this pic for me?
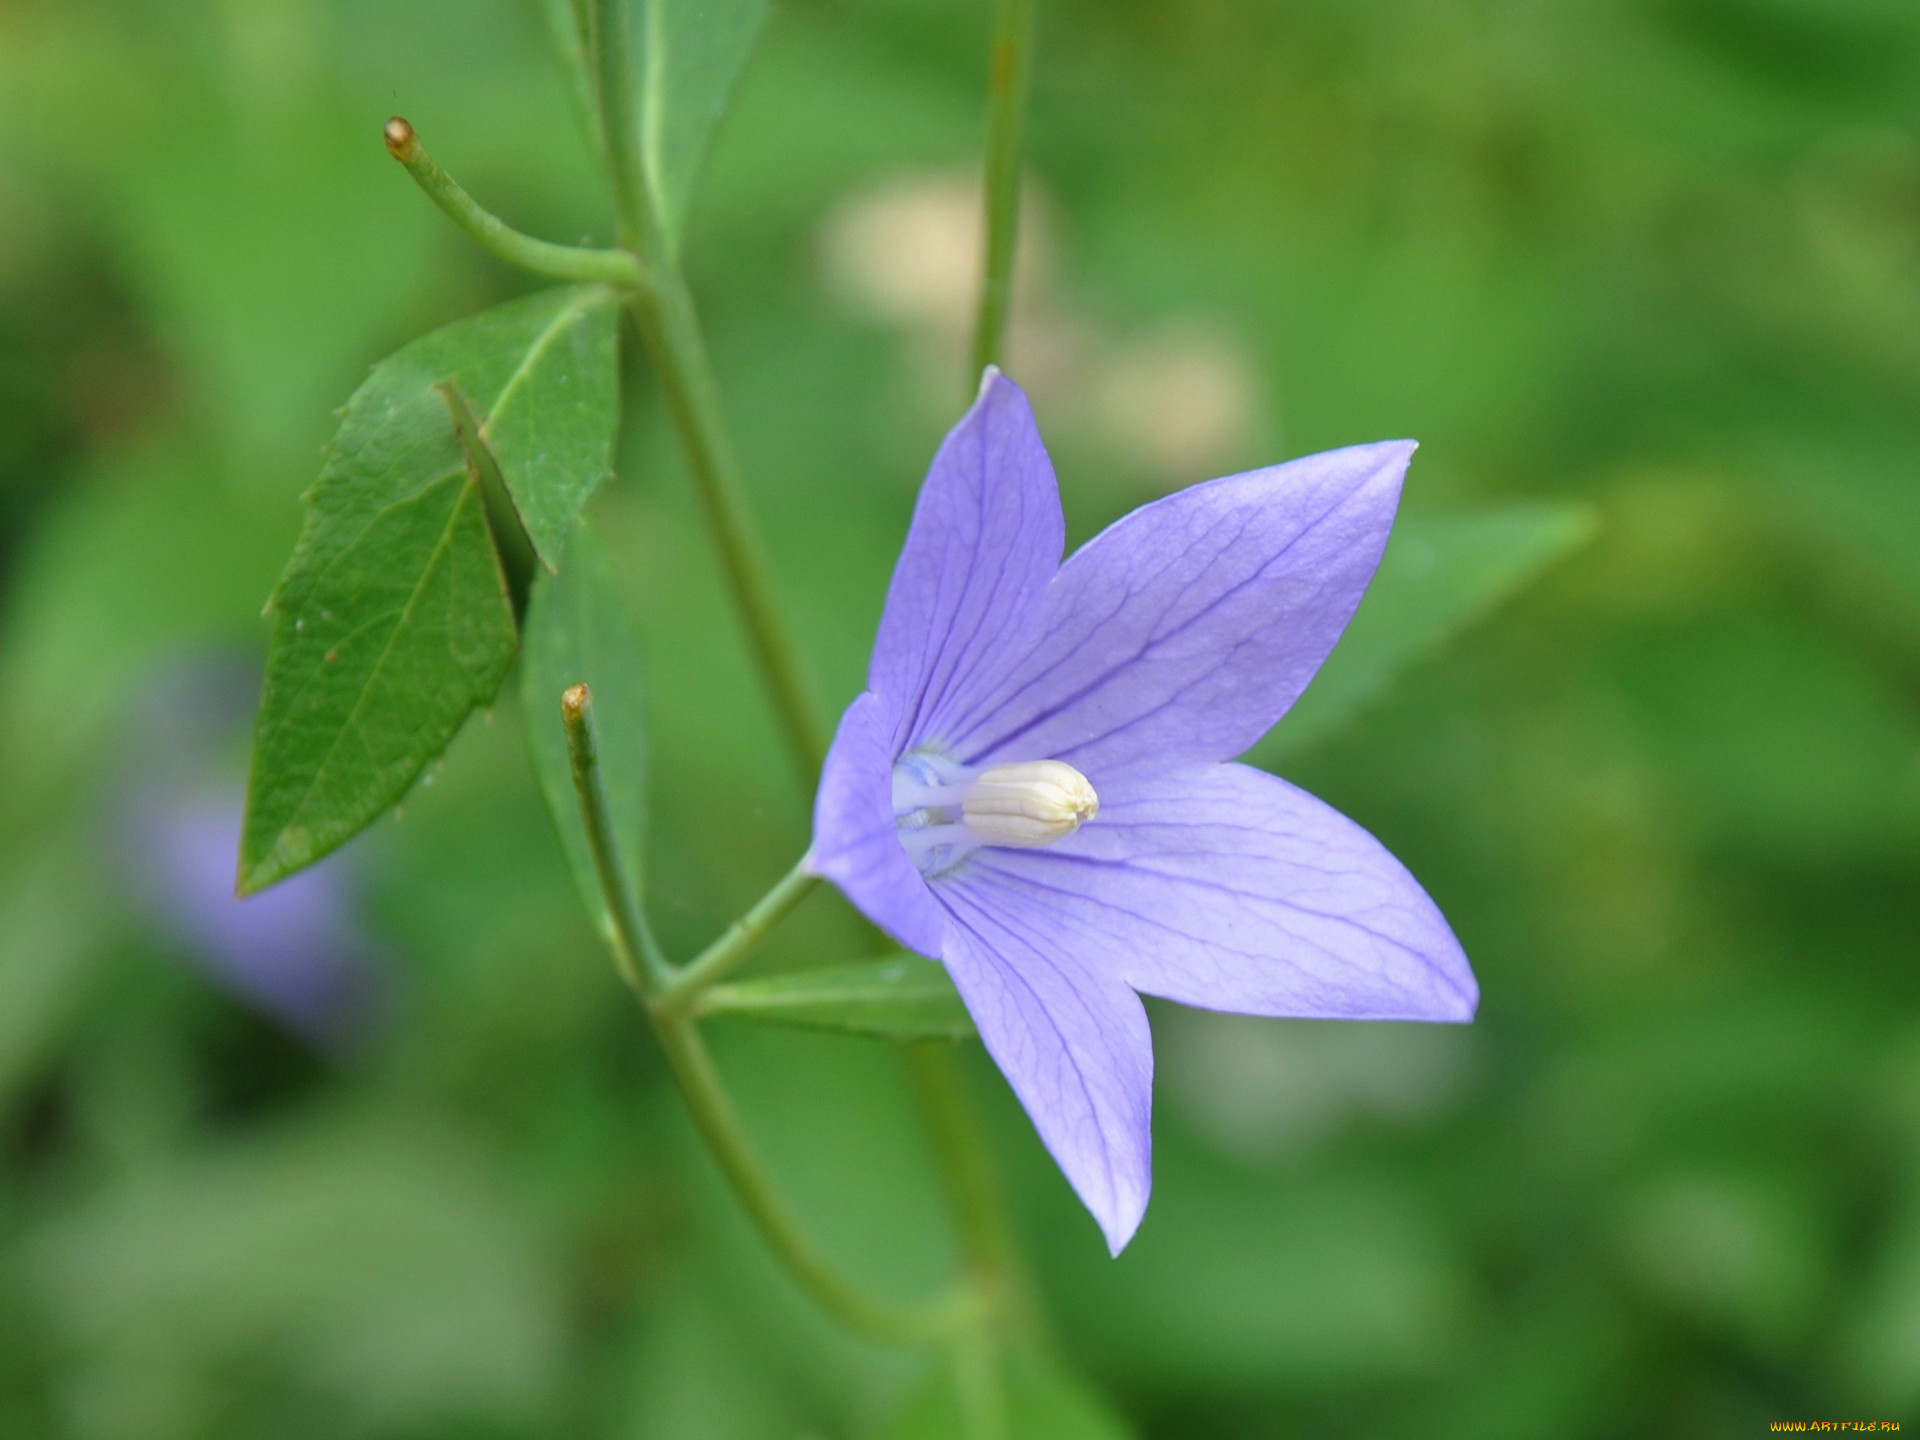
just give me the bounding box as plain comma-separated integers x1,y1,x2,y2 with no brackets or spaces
893,753,1099,874
960,761,1099,847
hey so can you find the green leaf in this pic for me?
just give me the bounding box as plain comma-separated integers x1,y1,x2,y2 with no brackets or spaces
434,286,621,568
883,1348,1135,1440
635,0,771,246
693,955,976,1040
1253,500,1596,763
238,287,621,894
521,526,648,932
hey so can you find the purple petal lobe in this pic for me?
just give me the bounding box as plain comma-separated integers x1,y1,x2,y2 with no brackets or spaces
937,886,1154,1254
948,441,1413,776
808,692,948,957
964,762,1477,1022
869,369,1064,752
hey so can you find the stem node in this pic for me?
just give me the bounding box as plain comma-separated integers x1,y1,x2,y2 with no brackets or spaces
656,861,820,1011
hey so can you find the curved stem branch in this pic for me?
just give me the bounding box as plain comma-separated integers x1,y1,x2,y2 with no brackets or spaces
561,684,673,994
566,686,963,1344
576,0,1035,1371
652,1010,977,1345
383,118,645,288
969,0,1036,383
657,861,820,1011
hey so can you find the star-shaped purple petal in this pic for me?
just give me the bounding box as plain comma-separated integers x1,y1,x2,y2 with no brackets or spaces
810,370,1476,1253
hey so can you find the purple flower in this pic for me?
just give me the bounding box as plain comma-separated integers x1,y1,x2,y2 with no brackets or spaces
809,371,1476,1253
125,791,385,1049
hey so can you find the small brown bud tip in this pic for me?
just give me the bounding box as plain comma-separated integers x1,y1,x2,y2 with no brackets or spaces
383,117,416,160
561,683,591,719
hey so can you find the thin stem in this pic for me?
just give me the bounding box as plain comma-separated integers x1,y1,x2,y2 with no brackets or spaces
650,1011,977,1345
592,0,826,782
914,7,1049,1352
621,272,828,782
969,0,1036,383
657,862,820,1011
904,1042,1042,1342
383,119,644,289
535,0,606,171
567,694,975,1346
593,0,650,246
580,0,1033,1370
561,684,673,993
949,1323,1009,1440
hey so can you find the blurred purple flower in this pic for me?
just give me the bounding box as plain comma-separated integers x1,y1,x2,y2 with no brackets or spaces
125,792,383,1049
810,370,1476,1252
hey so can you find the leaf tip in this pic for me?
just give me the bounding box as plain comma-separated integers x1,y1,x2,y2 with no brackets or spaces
561,682,590,720
233,816,321,898
232,852,276,900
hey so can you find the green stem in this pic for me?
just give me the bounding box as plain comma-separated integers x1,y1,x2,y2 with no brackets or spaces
594,0,827,783
651,1010,977,1345
904,1042,1042,1342
581,0,1034,1370
593,0,651,249
657,862,820,1011
383,118,644,288
566,686,974,1345
891,0,1052,1363
536,0,607,172
561,684,673,994
949,1321,1009,1440
969,0,1036,382
621,268,828,782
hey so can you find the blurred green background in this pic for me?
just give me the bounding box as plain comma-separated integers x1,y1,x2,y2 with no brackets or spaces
2,0,1918,1435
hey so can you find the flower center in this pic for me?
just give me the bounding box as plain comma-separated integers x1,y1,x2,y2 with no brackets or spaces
891,752,1099,876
